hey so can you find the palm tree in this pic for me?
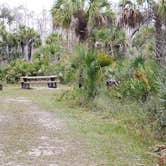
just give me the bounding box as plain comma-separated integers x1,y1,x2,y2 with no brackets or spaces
51,0,75,48
26,28,41,61
118,0,166,62
16,25,27,58
153,0,166,62
51,0,113,43
51,0,114,88
0,4,15,29
0,23,20,62
16,25,41,61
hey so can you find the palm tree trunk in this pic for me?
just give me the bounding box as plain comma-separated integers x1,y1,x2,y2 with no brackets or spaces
154,13,163,62
21,42,25,58
28,39,33,61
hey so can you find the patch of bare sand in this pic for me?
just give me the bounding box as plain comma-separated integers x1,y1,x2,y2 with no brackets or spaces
0,96,97,166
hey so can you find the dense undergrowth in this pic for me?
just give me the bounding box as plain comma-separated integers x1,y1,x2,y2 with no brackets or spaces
0,46,165,141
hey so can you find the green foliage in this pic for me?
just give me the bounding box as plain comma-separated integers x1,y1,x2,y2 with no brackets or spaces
157,66,166,139
0,24,41,62
158,0,166,22
73,46,101,98
93,27,126,45
45,32,62,45
33,44,61,62
119,78,149,101
52,0,114,42
33,33,63,62
91,27,126,57
131,56,145,69
119,0,133,7
0,64,7,81
93,28,111,42
63,65,78,84
98,52,114,67
107,58,159,101
0,24,20,61
5,58,55,83
110,60,131,81
70,46,113,99
132,26,155,58
84,51,100,98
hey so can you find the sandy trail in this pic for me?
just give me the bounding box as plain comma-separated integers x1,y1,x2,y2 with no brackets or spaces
0,96,95,166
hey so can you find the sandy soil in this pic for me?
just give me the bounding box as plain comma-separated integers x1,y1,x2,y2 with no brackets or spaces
0,96,96,166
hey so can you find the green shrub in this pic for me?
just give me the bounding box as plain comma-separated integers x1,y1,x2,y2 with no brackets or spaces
84,51,100,98
157,66,166,139
109,58,159,101
74,46,100,98
0,64,7,81
5,58,55,83
98,52,114,67
6,60,28,83
119,78,149,101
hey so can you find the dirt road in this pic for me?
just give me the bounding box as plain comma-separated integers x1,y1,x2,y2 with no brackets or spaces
0,96,96,166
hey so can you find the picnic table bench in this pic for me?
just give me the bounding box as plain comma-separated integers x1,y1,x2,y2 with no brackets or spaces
21,75,58,89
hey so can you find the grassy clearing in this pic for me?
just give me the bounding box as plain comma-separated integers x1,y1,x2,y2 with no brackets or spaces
0,84,165,165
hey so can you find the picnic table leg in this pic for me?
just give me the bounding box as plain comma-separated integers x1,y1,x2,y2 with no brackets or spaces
48,82,57,88
48,83,52,88
50,82,57,88
53,82,57,88
21,82,25,89
22,83,30,89
0,84,3,90
26,83,30,89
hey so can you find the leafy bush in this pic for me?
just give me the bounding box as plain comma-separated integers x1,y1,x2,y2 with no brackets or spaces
107,57,159,101
5,58,55,83
0,64,7,81
119,78,149,101
98,52,114,67
84,51,100,98
157,66,166,139
33,32,63,63
71,46,113,99
33,44,63,62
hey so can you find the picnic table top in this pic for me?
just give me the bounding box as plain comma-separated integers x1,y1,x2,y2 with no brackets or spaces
21,75,57,79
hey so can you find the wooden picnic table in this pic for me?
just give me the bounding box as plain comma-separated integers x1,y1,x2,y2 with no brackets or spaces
21,75,58,89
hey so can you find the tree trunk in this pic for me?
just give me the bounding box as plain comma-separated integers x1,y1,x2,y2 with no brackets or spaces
21,42,25,58
27,39,33,61
154,13,163,62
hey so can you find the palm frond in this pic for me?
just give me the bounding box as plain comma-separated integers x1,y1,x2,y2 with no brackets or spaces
119,8,143,28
